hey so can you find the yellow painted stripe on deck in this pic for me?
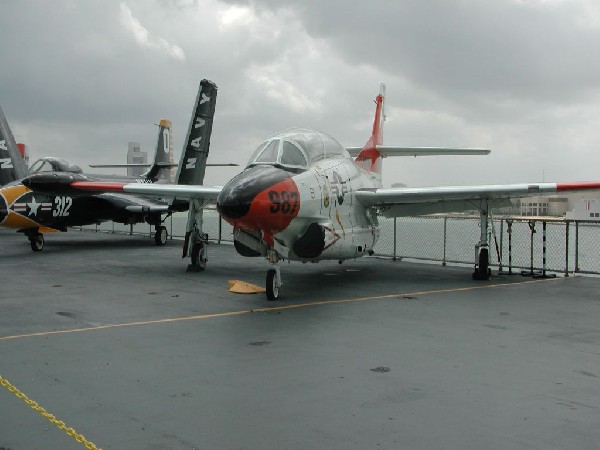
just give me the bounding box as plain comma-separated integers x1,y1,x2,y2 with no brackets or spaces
0,277,564,342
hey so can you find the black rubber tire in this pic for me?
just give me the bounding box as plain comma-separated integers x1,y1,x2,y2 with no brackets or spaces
190,242,206,271
473,248,490,280
154,226,168,246
479,248,489,277
30,234,44,252
266,269,279,301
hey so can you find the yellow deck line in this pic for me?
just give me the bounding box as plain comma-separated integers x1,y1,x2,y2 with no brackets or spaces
0,277,564,342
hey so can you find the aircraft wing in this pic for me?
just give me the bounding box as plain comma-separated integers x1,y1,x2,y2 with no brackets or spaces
70,181,222,201
346,146,490,157
355,182,600,217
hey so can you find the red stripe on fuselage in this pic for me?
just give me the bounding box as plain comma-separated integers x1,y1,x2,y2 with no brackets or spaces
70,181,127,191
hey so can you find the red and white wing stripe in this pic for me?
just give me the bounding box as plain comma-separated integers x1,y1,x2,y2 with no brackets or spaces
70,181,222,200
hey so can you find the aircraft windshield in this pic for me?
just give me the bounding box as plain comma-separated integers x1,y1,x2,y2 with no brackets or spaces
28,157,83,174
247,128,349,169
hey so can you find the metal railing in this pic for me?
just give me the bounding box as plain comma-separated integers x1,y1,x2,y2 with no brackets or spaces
372,216,600,276
78,212,600,276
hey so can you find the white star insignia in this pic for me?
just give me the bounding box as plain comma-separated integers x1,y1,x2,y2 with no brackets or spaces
28,196,41,217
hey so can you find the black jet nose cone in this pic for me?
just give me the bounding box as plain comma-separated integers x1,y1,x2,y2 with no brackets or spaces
217,165,291,220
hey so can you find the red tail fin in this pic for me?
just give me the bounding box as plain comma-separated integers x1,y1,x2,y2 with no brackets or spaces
355,82,385,175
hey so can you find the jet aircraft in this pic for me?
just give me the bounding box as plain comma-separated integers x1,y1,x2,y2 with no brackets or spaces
68,82,600,300
0,79,221,251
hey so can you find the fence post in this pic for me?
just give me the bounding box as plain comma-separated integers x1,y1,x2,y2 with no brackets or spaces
508,220,514,274
575,221,579,273
498,219,504,272
218,215,222,244
521,220,536,276
564,221,570,277
393,217,397,261
442,217,447,266
538,221,555,278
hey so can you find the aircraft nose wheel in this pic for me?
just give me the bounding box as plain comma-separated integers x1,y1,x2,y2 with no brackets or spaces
29,233,45,252
154,226,168,246
266,269,280,301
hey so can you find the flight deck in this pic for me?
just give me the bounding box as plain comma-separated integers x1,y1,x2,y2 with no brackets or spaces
1,229,600,449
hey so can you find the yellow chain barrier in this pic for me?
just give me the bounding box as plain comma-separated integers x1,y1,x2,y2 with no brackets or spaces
0,375,101,450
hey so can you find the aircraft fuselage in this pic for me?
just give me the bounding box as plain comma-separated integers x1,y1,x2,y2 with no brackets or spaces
217,151,382,263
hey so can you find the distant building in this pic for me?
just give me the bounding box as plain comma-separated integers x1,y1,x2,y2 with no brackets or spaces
519,196,568,217
127,142,147,177
516,192,600,220
567,199,600,221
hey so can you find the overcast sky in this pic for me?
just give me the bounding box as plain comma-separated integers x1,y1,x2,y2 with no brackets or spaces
1,0,600,187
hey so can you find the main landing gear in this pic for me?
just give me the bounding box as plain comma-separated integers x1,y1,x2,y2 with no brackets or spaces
473,208,492,280
265,249,282,301
154,225,168,246
27,231,44,252
184,199,209,273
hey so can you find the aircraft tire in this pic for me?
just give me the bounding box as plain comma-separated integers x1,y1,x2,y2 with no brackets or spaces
30,234,44,252
472,248,490,280
154,226,168,246
266,269,279,301
190,242,206,271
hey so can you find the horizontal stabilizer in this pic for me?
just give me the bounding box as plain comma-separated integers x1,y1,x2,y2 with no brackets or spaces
347,146,490,158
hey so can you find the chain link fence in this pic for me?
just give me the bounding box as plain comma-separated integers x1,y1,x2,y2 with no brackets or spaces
373,216,600,276
78,212,600,276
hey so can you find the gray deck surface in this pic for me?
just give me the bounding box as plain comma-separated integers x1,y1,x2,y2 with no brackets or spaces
1,229,600,450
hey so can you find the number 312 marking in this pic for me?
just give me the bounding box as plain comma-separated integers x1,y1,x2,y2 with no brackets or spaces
53,196,72,217
268,190,299,215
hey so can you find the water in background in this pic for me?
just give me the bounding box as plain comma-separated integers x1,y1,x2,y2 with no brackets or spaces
85,211,600,275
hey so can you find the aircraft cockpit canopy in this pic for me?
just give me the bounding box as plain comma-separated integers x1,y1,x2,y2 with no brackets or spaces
247,128,349,171
28,157,83,175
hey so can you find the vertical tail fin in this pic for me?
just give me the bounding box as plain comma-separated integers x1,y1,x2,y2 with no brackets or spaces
141,118,173,182
175,79,218,185
355,82,386,175
0,105,28,186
